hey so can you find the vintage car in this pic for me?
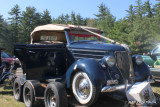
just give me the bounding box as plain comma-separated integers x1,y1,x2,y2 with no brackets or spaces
1,51,14,66
12,24,155,107
142,44,160,81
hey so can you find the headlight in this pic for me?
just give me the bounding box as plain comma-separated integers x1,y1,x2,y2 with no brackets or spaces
102,56,116,67
135,55,143,65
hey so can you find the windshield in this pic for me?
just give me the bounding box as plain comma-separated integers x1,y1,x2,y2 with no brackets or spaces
67,30,105,43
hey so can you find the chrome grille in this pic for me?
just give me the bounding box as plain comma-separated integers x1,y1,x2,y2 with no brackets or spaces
115,51,131,80
70,49,107,60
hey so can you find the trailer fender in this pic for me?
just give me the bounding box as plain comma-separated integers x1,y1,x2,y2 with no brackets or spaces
66,58,107,88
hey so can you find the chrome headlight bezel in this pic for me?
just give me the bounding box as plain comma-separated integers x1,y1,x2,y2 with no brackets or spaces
102,56,116,67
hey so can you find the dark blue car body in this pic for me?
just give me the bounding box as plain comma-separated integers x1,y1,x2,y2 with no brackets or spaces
13,24,152,106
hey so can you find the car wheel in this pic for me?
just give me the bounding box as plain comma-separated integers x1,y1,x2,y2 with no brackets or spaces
13,78,23,101
44,82,67,107
23,82,35,107
72,71,100,106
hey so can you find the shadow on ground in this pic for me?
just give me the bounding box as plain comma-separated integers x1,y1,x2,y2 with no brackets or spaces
1,81,160,107
0,90,13,95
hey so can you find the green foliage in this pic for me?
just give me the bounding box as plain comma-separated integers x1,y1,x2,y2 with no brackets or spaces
1,0,160,55
94,1,160,54
86,18,97,27
71,11,76,25
95,3,116,40
41,9,52,25
53,12,87,26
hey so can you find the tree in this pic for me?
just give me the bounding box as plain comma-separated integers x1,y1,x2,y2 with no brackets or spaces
8,4,21,43
41,9,52,24
95,3,115,39
21,6,42,43
86,18,97,27
76,14,83,25
95,3,107,21
126,5,135,23
154,0,160,17
71,12,77,25
134,0,144,17
143,0,153,18
0,15,6,43
64,14,70,24
0,15,13,53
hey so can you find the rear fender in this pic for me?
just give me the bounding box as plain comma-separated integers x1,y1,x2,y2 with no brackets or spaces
66,58,107,88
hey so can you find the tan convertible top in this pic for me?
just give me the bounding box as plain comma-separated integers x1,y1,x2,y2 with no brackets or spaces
30,24,102,44
30,24,100,36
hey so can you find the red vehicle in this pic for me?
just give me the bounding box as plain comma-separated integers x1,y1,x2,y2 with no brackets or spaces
1,51,14,66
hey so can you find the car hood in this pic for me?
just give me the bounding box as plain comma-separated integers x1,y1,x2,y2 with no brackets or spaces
69,41,126,51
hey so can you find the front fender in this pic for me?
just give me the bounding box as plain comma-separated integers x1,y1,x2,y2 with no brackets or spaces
66,58,107,88
134,62,151,82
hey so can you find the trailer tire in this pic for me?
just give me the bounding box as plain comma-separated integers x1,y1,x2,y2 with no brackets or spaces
13,78,23,101
23,82,35,107
44,82,67,107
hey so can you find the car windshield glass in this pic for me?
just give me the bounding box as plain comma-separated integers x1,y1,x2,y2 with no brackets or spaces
1,52,10,58
153,45,160,54
67,30,105,43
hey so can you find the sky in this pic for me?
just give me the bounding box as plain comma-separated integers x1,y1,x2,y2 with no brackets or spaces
0,0,158,20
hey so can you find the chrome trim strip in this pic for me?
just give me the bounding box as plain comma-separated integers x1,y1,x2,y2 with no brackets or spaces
69,48,108,53
74,56,101,61
72,53,104,57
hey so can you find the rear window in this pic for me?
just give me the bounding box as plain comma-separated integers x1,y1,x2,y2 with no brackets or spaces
40,36,57,41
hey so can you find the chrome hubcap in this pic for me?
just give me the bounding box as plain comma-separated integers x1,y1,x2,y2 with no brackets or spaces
76,77,90,99
47,89,56,107
14,83,19,99
24,87,31,106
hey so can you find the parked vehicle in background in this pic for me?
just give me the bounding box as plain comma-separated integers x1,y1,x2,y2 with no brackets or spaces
142,44,160,81
11,24,155,107
0,51,21,84
1,51,13,65
0,51,11,75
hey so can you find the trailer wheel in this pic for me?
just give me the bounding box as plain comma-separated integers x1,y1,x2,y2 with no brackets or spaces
23,82,35,107
44,82,67,107
13,78,23,101
72,71,100,106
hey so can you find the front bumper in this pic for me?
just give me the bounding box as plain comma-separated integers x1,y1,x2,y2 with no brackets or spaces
101,84,132,93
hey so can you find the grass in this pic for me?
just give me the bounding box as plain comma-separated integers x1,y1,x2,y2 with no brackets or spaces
0,80,160,107
151,82,160,95
0,81,25,107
